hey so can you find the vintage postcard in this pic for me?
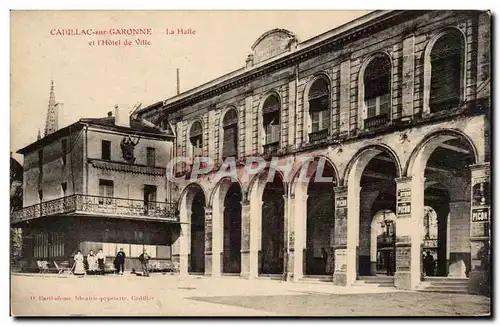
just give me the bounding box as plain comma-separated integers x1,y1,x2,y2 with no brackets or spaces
10,10,491,317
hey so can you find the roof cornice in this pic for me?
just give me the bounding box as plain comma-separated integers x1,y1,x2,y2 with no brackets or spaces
138,10,425,119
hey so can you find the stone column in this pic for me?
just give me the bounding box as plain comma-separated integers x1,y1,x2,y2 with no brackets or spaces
240,199,255,279
285,194,296,281
292,192,307,281
333,186,349,285
178,218,190,276
204,206,216,276
468,163,491,296
282,194,292,281
394,176,423,290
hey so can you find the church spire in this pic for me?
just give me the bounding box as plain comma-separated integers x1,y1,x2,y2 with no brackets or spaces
44,79,58,137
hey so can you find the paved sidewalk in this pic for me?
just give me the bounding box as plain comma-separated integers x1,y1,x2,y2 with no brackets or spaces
10,273,490,317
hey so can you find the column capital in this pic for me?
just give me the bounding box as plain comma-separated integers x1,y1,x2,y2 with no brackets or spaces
334,186,347,195
395,176,413,184
470,162,490,176
241,199,251,206
204,206,213,214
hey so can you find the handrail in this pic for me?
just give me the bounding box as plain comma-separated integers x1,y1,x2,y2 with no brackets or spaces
11,194,178,224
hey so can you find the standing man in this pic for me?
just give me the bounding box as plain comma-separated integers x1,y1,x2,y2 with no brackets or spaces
115,248,126,275
139,250,150,277
96,249,106,275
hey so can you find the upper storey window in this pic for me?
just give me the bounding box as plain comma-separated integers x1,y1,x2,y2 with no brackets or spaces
189,120,203,157
308,78,330,142
222,109,238,159
101,140,111,160
429,31,464,113
262,95,281,146
363,55,391,129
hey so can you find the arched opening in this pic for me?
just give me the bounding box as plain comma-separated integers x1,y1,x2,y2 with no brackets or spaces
222,182,242,274
308,77,331,142
189,121,203,157
178,184,206,275
357,151,398,277
419,136,475,278
370,210,396,275
429,31,464,113
304,158,336,276
362,55,391,129
260,173,285,276
262,94,281,155
190,190,205,273
222,109,238,159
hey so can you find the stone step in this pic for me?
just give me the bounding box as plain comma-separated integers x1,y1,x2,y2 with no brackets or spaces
421,282,468,288
423,277,468,282
418,288,469,294
258,274,283,280
357,279,394,284
353,282,395,288
299,276,333,283
302,275,331,280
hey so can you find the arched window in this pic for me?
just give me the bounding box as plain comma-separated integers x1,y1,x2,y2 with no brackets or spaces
363,56,391,129
262,95,280,153
222,109,238,159
308,78,330,141
189,120,203,157
429,31,463,112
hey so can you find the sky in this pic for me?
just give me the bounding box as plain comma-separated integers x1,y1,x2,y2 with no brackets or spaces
10,10,371,162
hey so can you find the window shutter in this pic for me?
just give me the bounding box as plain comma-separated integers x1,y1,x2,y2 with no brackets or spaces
223,125,237,158
429,32,463,111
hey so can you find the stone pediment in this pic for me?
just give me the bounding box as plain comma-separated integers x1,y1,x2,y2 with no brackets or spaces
250,29,297,65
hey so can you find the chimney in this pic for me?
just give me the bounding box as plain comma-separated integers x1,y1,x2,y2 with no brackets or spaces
114,105,130,128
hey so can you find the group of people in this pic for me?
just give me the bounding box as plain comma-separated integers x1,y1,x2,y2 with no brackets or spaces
73,249,107,276
72,248,151,277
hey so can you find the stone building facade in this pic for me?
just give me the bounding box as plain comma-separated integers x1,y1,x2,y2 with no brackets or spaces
135,10,491,294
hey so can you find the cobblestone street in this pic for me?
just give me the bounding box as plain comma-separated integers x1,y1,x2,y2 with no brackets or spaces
10,273,491,316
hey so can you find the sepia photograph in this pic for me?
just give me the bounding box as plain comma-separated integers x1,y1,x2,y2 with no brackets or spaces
9,9,491,317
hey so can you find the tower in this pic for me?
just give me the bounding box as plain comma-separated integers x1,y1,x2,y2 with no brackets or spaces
44,80,58,137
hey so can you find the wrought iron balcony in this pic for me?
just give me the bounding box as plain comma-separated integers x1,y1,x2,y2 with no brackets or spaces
11,194,178,224
364,113,390,129
308,129,329,143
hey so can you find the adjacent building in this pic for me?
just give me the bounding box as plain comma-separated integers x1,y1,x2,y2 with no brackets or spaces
12,84,177,271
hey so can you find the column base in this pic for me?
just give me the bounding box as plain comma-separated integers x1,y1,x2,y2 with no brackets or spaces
370,262,377,276
204,252,213,277
240,250,258,279
468,270,490,296
333,272,347,286
178,254,188,276
394,271,412,290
